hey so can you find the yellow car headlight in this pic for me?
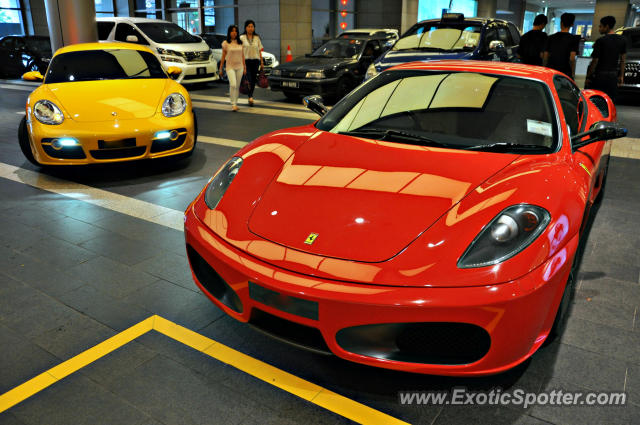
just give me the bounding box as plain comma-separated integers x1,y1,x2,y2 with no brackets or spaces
33,100,64,125
162,93,187,117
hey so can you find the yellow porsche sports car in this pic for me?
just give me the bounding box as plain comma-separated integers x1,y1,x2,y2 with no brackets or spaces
19,42,196,166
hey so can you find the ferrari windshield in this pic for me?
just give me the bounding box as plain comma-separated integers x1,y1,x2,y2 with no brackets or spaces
392,22,482,51
311,38,365,58
316,70,558,153
45,49,166,83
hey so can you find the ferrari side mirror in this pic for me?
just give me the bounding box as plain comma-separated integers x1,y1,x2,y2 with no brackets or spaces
571,121,627,150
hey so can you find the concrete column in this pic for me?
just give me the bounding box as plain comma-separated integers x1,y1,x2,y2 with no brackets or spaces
477,0,498,19
508,0,525,29
358,0,402,31
44,0,98,51
401,0,418,34
237,0,281,61
591,0,630,40
279,0,311,62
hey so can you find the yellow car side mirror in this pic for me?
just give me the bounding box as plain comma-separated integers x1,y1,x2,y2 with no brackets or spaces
167,66,182,79
22,71,44,82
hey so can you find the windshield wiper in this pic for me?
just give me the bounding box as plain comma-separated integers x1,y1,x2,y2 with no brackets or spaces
339,128,458,148
465,142,549,152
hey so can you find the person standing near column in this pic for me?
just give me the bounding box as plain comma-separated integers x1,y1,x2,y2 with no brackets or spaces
543,13,580,79
219,25,246,112
586,16,627,103
240,20,264,107
519,14,548,65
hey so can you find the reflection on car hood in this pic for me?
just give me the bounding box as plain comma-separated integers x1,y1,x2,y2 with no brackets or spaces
376,50,474,70
156,42,210,52
45,79,168,122
248,131,518,263
275,56,356,72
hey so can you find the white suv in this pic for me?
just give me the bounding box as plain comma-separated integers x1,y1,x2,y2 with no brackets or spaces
97,17,218,84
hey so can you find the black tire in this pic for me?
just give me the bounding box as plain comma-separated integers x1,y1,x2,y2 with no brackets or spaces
546,269,575,343
18,116,40,166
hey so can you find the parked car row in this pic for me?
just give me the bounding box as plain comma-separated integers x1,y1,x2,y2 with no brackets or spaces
269,14,521,101
0,35,52,77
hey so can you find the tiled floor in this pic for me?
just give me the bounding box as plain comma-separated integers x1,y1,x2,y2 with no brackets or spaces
0,80,639,424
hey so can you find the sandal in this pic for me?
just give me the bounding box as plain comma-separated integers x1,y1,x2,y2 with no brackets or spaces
248,98,254,107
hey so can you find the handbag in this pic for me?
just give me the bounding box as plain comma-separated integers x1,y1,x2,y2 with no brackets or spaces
239,75,250,95
257,70,269,88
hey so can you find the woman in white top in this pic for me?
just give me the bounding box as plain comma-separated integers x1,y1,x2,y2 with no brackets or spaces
219,25,246,111
239,20,264,106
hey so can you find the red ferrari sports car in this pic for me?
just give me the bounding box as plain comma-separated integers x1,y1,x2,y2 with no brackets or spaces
184,60,627,376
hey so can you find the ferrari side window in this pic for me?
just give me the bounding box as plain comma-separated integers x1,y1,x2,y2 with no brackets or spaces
553,76,580,137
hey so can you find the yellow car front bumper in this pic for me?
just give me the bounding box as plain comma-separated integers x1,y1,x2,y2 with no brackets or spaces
26,111,196,165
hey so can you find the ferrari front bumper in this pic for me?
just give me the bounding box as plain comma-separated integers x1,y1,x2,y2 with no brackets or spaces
184,203,576,376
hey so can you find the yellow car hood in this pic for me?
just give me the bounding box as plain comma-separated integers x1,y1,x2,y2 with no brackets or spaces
45,79,169,122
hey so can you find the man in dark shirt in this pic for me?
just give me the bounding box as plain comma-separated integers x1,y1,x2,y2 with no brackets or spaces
543,13,580,78
586,15,627,102
519,14,548,65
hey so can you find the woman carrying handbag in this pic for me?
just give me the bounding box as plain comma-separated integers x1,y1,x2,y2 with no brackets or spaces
239,20,264,107
219,25,246,112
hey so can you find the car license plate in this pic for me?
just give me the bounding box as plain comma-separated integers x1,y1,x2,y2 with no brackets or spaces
197,67,206,75
98,138,136,149
282,81,299,88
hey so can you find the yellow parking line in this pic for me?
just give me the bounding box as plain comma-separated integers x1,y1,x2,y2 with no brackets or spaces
0,315,410,425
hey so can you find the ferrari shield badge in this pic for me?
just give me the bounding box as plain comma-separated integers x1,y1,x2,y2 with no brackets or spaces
304,233,319,245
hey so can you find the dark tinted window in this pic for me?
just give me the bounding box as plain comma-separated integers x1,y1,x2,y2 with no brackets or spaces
312,38,365,58
136,22,200,43
45,49,166,83
498,27,512,46
115,23,148,45
363,40,381,57
508,23,520,45
623,30,640,49
0,37,14,49
97,21,115,40
25,37,51,53
202,34,225,49
554,75,581,136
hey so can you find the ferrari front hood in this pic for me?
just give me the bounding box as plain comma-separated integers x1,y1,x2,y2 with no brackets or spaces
45,79,168,122
248,131,517,262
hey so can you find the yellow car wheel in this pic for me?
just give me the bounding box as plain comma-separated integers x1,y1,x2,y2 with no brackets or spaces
18,117,40,167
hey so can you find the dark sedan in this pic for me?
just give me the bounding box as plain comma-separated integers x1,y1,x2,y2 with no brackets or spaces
0,35,52,77
268,35,385,101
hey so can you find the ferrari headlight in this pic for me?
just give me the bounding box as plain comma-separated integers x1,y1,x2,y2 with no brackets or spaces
365,63,378,79
33,100,64,125
305,71,324,79
457,204,551,268
204,157,243,209
271,69,281,76
162,93,187,117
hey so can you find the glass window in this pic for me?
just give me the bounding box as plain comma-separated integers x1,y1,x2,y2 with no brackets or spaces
136,21,200,43
95,0,115,16
202,0,235,34
508,23,520,45
45,49,166,84
0,0,24,37
317,70,558,153
134,0,162,19
167,10,201,35
115,23,149,45
393,22,482,52
553,75,581,137
418,0,477,20
24,36,51,54
312,0,357,49
497,26,512,46
311,38,364,58
97,21,115,40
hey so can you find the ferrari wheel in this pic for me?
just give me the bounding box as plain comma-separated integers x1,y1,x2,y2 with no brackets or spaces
18,116,40,166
